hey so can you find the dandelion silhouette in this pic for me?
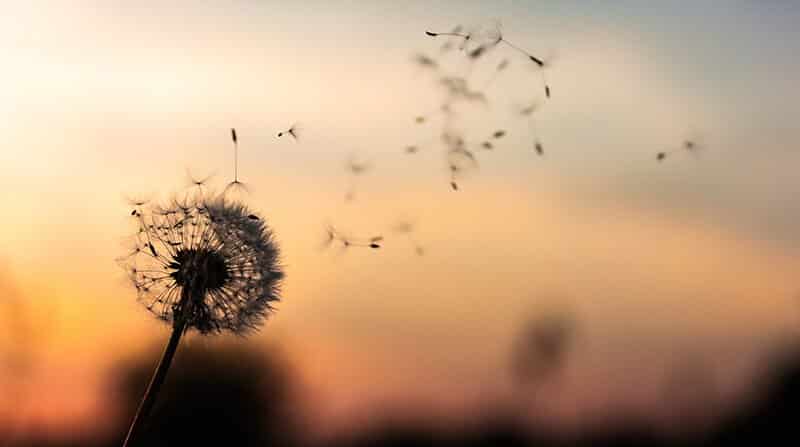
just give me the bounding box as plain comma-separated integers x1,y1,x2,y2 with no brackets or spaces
322,223,382,251
118,190,283,446
277,123,300,140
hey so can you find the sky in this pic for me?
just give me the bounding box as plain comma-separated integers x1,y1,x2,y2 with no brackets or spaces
1,0,800,440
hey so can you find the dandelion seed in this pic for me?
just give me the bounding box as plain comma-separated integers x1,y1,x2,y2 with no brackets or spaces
344,154,370,202
468,45,489,60
681,131,706,156
119,191,283,446
186,168,214,193
405,145,419,154
392,220,425,256
657,133,705,163
534,141,544,156
415,116,426,124
277,123,301,140
434,25,465,53
320,223,383,252
125,193,152,216
412,53,438,69
515,100,545,156
446,146,478,191
481,141,494,150
492,130,506,139
482,58,510,90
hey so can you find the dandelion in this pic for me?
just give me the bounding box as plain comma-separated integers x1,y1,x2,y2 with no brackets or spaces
118,191,283,446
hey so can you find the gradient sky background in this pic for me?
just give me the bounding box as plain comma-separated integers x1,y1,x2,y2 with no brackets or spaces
2,0,800,440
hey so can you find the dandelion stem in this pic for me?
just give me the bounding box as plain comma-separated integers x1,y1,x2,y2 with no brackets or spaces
122,293,189,447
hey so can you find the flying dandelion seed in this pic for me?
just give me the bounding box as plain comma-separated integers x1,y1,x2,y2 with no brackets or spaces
439,76,487,104
118,191,283,446
481,141,494,150
681,130,706,156
321,223,382,251
425,29,471,51
467,44,490,60
277,123,301,140
344,154,370,201
657,132,706,163
392,220,425,256
443,20,553,98
515,101,545,156
225,128,249,195
185,169,214,193
482,58,510,90
434,25,466,53
446,145,478,191
492,130,506,139
412,53,438,69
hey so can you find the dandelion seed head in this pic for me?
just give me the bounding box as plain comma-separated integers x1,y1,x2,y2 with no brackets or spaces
118,194,283,335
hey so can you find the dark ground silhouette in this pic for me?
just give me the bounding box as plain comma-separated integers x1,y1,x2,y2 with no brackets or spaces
6,344,800,446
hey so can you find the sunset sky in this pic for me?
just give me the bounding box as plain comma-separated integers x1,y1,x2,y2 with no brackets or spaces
2,0,800,441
